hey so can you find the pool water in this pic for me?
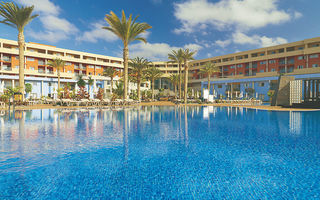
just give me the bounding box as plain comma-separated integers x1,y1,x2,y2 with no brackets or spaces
0,106,320,199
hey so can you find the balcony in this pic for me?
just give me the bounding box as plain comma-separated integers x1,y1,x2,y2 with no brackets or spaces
47,71,54,74
38,69,45,74
38,61,45,65
3,57,11,62
2,66,12,71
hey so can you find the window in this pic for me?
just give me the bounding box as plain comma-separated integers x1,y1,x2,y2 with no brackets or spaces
298,65,304,69
97,73,101,76
15,56,19,59
237,64,242,68
67,70,72,73
288,59,294,64
89,65,94,68
65,62,72,66
259,82,265,87
29,67,35,70
244,83,250,87
15,65,19,69
260,53,265,56
298,47,304,50
260,70,264,73
260,61,266,65
269,60,276,64
27,57,35,61
89,72,92,75
96,66,102,69
298,56,304,60
310,54,319,58
312,64,319,68
271,68,276,72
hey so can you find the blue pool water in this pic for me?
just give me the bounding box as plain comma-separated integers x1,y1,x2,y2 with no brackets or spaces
0,106,320,199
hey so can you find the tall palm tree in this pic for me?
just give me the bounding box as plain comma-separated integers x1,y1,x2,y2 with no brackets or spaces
0,2,38,99
47,58,65,90
181,49,196,103
103,67,117,94
103,10,151,100
169,74,179,97
199,62,220,95
146,67,163,100
168,49,183,99
129,57,150,100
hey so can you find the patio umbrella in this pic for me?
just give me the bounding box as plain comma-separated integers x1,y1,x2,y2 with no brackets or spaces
239,92,243,98
53,83,58,100
75,83,79,93
213,90,217,98
191,89,194,98
0,81,4,93
227,90,230,98
93,79,97,93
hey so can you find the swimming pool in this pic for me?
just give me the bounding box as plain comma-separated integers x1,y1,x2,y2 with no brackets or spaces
0,106,320,199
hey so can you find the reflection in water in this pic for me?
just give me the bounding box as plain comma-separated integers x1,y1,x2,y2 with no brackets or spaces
0,107,319,164
289,111,302,135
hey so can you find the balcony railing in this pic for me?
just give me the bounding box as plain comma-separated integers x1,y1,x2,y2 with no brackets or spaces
3,66,12,71
47,71,54,74
38,70,45,74
3,57,11,62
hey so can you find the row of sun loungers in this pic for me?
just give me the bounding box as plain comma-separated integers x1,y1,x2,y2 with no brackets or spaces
54,99,140,107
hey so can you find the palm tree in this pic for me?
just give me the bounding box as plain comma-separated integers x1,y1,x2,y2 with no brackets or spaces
47,58,65,90
146,67,163,100
169,74,179,97
168,49,183,99
0,2,38,100
129,57,150,100
103,10,152,100
181,49,196,103
199,62,220,95
103,67,117,94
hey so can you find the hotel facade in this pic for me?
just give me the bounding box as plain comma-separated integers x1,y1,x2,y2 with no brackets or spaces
0,38,150,98
189,37,320,101
1,37,320,101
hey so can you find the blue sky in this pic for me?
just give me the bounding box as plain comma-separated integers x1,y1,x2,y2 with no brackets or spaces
1,0,320,61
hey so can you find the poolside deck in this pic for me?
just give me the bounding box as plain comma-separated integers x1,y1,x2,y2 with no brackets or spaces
1,101,319,112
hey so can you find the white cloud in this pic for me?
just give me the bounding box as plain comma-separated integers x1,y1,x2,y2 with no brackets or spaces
215,39,232,48
232,32,287,47
40,15,78,33
16,0,78,43
174,0,297,34
184,43,202,52
76,21,117,43
294,11,303,19
129,42,202,61
16,0,60,15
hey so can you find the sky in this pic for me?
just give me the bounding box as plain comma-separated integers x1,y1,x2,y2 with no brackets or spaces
0,0,320,61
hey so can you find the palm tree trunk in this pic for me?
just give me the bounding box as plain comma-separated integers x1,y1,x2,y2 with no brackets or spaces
57,69,61,90
184,61,188,104
18,32,25,100
110,77,113,94
137,77,141,100
152,78,154,100
207,75,210,95
179,63,182,99
174,83,177,96
123,46,129,100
